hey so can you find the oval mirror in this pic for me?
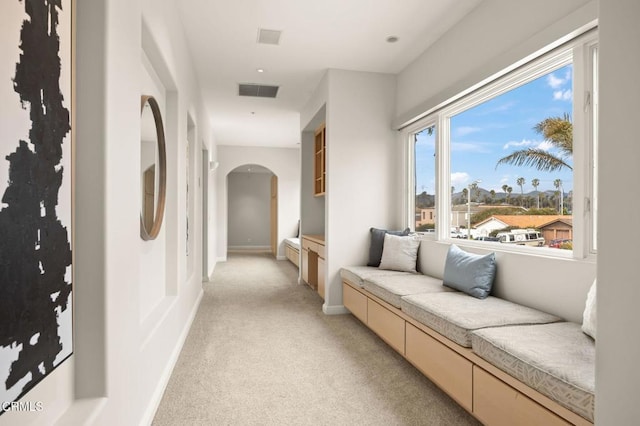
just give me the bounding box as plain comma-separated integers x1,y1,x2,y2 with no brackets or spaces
140,95,167,240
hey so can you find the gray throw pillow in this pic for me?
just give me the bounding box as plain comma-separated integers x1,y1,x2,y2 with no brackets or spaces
367,227,410,267
443,244,496,299
378,234,420,273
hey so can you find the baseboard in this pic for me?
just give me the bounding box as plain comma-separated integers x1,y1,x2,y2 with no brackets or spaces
227,245,271,251
322,304,349,315
216,256,227,262
276,255,286,260
139,288,204,425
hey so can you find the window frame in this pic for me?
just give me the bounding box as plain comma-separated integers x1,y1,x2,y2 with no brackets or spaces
403,28,598,260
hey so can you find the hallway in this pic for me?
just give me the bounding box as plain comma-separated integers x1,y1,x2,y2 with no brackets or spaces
152,254,479,425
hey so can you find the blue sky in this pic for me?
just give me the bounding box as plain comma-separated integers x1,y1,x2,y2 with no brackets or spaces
416,64,573,196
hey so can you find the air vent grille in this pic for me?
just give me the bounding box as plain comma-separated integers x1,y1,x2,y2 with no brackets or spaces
257,28,282,45
238,84,279,98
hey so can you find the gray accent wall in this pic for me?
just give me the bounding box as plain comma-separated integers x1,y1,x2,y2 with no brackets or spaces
227,170,272,249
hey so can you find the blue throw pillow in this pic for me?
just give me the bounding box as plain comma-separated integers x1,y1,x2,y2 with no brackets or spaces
367,227,410,267
443,245,496,299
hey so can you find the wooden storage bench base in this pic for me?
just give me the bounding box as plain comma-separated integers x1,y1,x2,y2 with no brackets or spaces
341,279,592,426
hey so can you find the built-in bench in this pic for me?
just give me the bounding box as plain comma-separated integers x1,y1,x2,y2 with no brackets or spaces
340,244,595,426
284,237,300,267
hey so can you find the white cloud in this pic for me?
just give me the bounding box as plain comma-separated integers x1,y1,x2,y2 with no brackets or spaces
503,139,533,150
536,141,554,151
451,172,470,188
553,89,572,101
547,73,565,89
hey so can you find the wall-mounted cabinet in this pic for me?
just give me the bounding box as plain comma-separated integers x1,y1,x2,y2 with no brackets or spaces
314,123,326,196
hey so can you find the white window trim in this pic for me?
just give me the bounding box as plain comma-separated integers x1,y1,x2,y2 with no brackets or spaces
404,28,598,261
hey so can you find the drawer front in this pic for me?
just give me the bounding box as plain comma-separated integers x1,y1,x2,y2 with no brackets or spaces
301,238,317,252
343,282,367,323
405,323,473,412
367,299,405,355
316,243,325,259
473,367,571,426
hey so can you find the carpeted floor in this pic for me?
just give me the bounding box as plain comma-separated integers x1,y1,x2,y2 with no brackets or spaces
152,253,480,426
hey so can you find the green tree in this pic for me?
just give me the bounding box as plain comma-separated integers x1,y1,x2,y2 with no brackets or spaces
531,178,540,209
554,179,563,214
470,182,480,202
516,177,526,206
501,184,508,203
506,186,513,204
496,114,573,172
489,189,496,204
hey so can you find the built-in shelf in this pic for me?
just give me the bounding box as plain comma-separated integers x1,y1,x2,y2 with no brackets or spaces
314,123,326,197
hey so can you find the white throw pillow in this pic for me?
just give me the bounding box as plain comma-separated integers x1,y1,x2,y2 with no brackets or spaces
378,234,420,273
582,279,597,339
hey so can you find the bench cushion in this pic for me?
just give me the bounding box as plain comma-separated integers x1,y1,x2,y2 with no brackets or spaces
339,266,410,288
400,292,560,347
471,322,595,422
284,237,300,250
363,274,454,308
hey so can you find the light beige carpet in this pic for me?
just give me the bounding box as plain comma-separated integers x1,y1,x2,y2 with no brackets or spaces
152,253,480,426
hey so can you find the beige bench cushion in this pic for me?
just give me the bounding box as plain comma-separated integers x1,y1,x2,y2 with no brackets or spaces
339,266,410,288
400,292,560,347
471,322,595,422
364,274,453,308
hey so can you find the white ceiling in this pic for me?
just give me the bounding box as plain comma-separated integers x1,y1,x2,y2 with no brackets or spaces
177,0,481,148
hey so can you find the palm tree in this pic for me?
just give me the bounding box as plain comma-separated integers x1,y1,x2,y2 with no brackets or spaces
516,177,525,206
489,189,496,204
462,188,468,204
470,182,480,202
531,178,540,209
506,186,513,204
501,184,508,203
496,114,573,172
554,179,563,214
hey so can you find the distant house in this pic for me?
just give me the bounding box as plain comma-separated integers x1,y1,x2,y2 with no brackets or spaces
416,208,436,226
539,217,573,242
474,215,572,237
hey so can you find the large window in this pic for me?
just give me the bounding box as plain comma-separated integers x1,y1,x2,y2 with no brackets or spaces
407,29,598,258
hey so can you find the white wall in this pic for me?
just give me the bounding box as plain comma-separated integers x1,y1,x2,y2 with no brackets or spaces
0,0,215,424
596,0,640,423
396,0,595,128
227,171,272,249
302,69,398,314
216,146,300,261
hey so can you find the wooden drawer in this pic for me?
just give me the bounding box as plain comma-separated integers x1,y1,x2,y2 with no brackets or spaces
285,246,299,267
316,243,325,259
473,366,571,426
405,323,473,412
367,299,405,355
343,282,367,323
301,238,318,252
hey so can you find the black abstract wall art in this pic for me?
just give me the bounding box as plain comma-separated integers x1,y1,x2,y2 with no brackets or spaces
0,0,73,410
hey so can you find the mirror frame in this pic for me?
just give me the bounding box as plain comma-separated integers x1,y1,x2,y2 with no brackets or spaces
140,95,167,241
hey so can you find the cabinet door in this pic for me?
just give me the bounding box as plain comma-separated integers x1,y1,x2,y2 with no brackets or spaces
318,257,325,300
301,248,309,284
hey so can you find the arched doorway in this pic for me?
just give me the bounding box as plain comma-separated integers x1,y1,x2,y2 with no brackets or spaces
226,164,277,256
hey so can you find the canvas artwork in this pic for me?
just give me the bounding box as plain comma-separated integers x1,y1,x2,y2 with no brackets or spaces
0,0,73,410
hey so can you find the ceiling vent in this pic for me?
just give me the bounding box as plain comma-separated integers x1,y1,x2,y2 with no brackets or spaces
238,83,279,98
257,28,282,45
